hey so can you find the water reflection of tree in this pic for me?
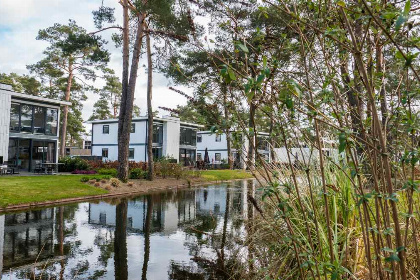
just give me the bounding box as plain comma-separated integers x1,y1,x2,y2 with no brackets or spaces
114,198,128,280
141,195,153,280
169,186,243,280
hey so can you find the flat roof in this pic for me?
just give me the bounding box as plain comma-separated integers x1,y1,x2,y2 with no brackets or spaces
0,83,71,106
11,92,72,106
88,116,203,128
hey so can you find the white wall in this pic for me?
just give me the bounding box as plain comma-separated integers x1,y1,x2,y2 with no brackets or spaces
163,118,180,161
92,118,188,162
0,85,12,161
273,147,339,164
197,133,229,163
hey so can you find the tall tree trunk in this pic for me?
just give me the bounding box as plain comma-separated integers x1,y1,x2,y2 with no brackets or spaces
247,102,256,170
222,86,233,169
117,7,145,181
146,28,154,180
59,66,73,157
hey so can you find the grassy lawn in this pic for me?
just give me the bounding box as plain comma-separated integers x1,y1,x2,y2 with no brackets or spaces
197,169,254,181
0,175,108,208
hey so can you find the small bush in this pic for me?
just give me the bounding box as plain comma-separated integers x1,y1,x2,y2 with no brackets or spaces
80,177,90,182
97,168,118,177
173,164,184,180
110,178,121,188
94,182,101,187
100,179,107,183
88,179,96,184
104,185,112,191
127,182,134,187
59,157,90,172
129,168,147,179
102,175,111,180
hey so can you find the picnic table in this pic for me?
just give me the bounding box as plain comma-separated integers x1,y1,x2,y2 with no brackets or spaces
41,162,64,174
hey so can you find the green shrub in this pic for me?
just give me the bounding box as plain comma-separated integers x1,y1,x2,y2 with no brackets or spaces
59,156,90,172
129,168,147,179
101,175,111,180
172,164,184,180
97,168,118,177
80,177,90,182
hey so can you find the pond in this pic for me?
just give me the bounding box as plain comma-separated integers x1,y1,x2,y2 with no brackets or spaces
0,180,257,280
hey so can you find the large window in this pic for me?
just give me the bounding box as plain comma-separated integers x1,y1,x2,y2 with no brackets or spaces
46,108,58,135
131,123,135,133
257,137,269,151
10,104,57,135
129,148,135,159
179,148,196,166
197,135,202,143
84,141,92,150
10,103,20,132
215,134,221,142
20,105,33,133
215,153,221,162
153,124,163,144
180,127,197,146
33,107,46,134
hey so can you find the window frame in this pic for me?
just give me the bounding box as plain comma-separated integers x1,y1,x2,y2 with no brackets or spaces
197,135,202,143
215,153,221,161
103,125,109,134
102,148,109,158
131,123,135,133
215,134,221,142
128,148,135,159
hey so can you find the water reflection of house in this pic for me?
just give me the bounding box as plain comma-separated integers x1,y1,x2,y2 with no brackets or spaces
195,185,245,216
1,209,54,271
88,194,197,235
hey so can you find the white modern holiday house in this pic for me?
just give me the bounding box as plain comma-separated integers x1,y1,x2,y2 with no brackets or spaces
0,83,70,172
89,116,202,165
196,131,271,168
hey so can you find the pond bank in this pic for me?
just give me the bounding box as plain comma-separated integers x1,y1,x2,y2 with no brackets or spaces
0,170,253,212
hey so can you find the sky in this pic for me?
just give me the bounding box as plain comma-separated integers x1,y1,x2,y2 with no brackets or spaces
0,0,191,124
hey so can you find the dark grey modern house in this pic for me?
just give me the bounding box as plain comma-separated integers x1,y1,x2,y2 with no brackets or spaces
0,83,71,172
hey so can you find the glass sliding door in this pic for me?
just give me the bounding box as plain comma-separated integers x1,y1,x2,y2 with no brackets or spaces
8,139,18,166
18,139,31,171
32,141,46,169
179,149,196,166
8,139,57,171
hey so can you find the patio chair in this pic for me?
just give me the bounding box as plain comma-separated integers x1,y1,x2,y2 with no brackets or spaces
34,161,44,174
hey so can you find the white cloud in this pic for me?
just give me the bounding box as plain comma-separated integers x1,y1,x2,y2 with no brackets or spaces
0,0,190,123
